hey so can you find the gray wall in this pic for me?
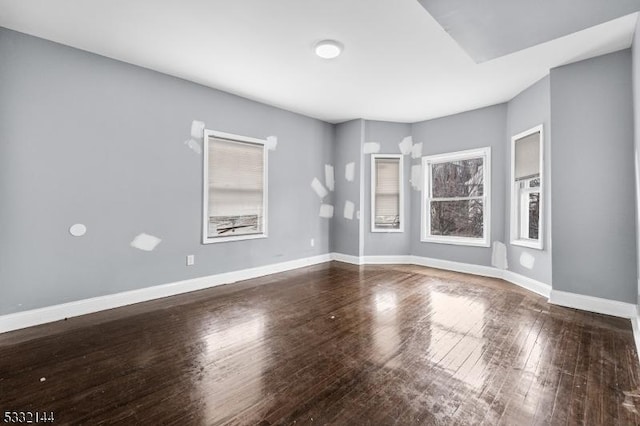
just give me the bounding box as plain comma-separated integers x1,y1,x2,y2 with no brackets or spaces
362,121,412,256
330,120,363,257
0,28,334,315
410,104,507,266
550,49,637,303
633,19,640,305
505,77,552,284
3,27,638,316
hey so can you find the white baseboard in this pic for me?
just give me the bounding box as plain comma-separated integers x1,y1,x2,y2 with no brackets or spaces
410,255,503,279
335,253,552,298
502,270,551,298
0,253,332,334
549,289,637,318
361,255,413,265
330,252,363,265
343,254,639,320
409,256,551,298
2,251,633,334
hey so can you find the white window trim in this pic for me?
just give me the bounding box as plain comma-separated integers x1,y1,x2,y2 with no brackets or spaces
517,180,541,242
370,154,404,233
202,129,269,244
510,125,544,250
421,147,491,247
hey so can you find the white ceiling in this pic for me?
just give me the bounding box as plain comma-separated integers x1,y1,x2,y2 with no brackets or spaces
0,0,637,123
419,0,640,63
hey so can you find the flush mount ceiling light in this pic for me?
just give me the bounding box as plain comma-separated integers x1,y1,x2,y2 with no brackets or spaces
315,40,343,59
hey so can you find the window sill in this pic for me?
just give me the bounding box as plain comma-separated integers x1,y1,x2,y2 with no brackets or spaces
510,239,542,250
421,236,489,247
371,228,404,233
203,233,267,244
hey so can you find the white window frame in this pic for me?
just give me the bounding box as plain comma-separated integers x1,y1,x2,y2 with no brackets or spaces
202,129,268,244
510,125,544,250
370,154,404,233
421,147,491,247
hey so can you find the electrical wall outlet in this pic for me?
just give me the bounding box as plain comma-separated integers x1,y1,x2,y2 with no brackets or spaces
186,255,195,266
310,238,315,247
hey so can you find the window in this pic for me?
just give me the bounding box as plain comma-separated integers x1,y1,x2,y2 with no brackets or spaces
421,147,491,246
203,130,267,244
510,125,543,249
371,154,403,232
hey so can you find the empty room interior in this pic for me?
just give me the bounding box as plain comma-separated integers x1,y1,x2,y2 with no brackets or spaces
4,0,640,424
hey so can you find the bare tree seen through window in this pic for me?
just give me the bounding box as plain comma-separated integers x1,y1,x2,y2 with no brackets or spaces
527,177,540,239
430,158,484,238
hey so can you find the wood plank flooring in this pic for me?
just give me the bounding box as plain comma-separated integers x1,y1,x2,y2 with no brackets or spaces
1,261,639,425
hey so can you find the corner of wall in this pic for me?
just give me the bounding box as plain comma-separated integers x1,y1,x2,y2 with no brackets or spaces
632,17,640,302
358,119,366,258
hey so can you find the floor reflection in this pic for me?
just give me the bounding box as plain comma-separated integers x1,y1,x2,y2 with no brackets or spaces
373,290,401,368
428,291,488,391
197,311,267,424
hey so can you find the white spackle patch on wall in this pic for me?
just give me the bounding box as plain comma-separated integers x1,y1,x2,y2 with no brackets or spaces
69,223,87,237
411,142,423,159
130,233,162,252
319,204,334,218
363,142,381,154
345,162,355,182
398,136,413,155
410,164,422,191
325,164,335,191
520,252,535,269
265,135,278,151
184,138,202,154
491,241,508,270
191,120,205,139
311,177,328,199
184,119,206,155
344,200,355,220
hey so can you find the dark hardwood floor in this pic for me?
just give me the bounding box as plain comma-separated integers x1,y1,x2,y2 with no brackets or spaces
1,261,639,425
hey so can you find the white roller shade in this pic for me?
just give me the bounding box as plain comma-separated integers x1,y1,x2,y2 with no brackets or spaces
375,158,400,220
208,137,264,218
514,132,540,180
